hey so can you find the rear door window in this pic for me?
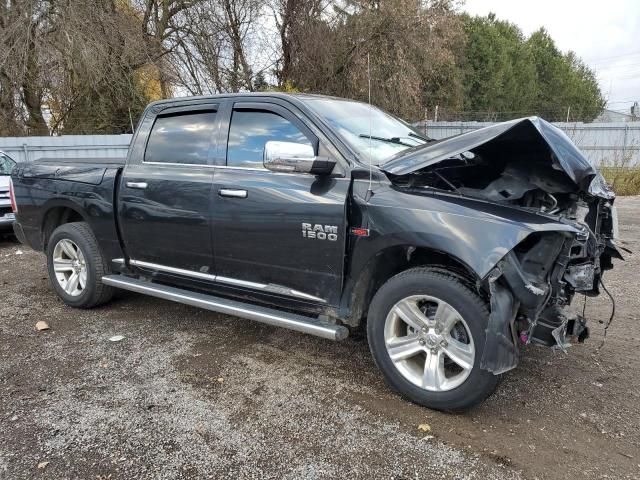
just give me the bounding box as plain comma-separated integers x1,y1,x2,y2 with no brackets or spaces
226,109,312,169
145,110,217,165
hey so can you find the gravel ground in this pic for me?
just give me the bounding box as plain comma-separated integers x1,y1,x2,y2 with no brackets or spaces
1,197,639,480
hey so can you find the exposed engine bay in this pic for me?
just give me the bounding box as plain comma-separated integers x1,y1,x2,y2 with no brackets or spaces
382,117,624,373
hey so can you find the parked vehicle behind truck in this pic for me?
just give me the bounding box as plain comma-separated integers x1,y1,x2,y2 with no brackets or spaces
9,93,622,411
0,151,17,234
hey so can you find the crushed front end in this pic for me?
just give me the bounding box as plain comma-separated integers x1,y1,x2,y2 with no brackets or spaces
381,117,624,374
481,192,622,373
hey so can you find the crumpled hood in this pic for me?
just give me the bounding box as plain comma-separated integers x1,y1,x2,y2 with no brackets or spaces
381,117,614,199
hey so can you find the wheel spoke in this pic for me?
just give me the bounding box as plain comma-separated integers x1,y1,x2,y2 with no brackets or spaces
434,301,459,334
442,338,474,371
393,299,430,330
423,351,445,390
53,259,74,272
386,335,424,362
60,240,77,260
79,270,87,289
65,272,79,294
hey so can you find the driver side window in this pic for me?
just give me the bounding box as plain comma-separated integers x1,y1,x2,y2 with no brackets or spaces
226,109,312,169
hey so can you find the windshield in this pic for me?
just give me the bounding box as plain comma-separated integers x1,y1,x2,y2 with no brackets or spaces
0,153,16,175
303,98,428,165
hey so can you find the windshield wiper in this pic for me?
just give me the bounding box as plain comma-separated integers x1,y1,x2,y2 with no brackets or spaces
358,134,414,147
408,132,433,143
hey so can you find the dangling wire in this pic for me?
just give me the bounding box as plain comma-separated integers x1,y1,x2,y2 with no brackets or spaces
596,278,616,351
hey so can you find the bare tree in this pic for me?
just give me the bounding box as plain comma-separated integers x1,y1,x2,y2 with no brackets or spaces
170,0,268,94
0,0,54,135
0,0,463,134
270,0,464,120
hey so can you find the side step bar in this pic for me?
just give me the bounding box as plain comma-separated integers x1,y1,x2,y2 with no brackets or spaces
101,275,349,341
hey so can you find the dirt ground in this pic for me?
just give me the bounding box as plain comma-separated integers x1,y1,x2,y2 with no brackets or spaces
1,198,639,480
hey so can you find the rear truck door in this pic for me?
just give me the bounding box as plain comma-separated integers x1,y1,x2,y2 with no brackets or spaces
117,102,219,278
211,99,350,307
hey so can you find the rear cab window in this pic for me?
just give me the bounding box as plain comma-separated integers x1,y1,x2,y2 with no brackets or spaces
226,109,313,169
145,109,217,165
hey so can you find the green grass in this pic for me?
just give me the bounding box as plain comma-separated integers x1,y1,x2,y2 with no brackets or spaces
600,167,640,196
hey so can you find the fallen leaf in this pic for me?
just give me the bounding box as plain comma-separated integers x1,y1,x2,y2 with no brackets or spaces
15,250,24,255
35,321,50,331
109,335,125,342
37,461,49,469
421,435,435,441
217,377,224,383
417,423,431,433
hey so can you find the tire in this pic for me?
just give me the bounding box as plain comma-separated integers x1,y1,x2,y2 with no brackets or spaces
46,222,114,308
367,268,499,412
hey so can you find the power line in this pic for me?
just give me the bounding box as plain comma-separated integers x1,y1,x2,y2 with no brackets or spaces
606,99,639,105
593,61,640,71
586,50,640,64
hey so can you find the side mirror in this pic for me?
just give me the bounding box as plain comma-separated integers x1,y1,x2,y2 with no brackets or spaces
263,141,336,175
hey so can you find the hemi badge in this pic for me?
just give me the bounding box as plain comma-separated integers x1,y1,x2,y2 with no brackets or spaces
350,227,370,237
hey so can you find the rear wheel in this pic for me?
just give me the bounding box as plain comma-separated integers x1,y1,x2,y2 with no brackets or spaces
46,222,114,308
367,268,499,412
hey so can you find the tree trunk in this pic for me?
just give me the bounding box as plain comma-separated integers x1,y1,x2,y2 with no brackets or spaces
22,27,48,135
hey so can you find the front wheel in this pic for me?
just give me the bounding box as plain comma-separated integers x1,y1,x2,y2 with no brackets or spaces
367,268,499,412
46,222,114,308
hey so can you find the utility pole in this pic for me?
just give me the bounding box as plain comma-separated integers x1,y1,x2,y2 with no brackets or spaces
566,106,571,123
424,108,428,136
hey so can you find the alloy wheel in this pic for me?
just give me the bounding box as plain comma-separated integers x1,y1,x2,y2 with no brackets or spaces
52,239,87,297
384,295,475,392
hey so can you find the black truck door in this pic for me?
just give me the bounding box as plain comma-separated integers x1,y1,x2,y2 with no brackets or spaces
211,100,349,307
118,104,218,276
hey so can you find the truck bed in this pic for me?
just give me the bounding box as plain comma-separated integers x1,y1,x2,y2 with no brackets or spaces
33,157,126,166
20,157,125,185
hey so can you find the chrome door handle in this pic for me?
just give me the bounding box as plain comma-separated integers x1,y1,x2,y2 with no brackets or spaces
126,182,148,189
219,188,247,198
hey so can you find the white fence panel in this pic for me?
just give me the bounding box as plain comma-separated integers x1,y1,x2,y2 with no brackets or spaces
419,121,640,167
1,122,639,167
0,135,132,163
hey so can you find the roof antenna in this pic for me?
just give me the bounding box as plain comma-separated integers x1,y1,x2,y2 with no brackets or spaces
366,52,374,201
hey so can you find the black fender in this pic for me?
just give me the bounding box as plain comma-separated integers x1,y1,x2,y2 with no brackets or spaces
340,180,579,329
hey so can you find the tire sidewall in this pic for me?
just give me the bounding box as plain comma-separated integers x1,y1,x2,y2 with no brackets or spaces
47,225,99,308
367,270,498,411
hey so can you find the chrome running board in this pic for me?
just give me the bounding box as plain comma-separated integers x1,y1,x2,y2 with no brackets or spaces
101,275,348,341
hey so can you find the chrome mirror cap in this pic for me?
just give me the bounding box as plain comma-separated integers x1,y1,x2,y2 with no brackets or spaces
263,141,335,175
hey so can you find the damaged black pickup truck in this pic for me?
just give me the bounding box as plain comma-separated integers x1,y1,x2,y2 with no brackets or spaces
10,94,622,411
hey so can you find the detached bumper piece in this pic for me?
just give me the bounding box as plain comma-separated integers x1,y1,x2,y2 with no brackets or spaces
480,238,566,374
480,272,520,374
530,305,590,349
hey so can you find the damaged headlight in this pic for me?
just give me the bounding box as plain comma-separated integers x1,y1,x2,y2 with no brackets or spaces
564,262,596,291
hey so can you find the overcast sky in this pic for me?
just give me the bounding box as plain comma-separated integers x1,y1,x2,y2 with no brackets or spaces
462,0,640,114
